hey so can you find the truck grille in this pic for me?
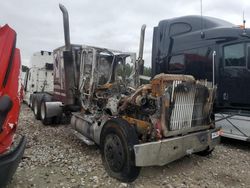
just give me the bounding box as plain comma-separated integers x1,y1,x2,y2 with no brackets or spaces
169,81,212,131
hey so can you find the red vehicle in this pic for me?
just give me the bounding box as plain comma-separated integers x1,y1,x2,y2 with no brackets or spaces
0,24,26,187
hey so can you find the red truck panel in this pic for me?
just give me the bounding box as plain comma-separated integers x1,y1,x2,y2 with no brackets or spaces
0,23,26,188
0,24,22,154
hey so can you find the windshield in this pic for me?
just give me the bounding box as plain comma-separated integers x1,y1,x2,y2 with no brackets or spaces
116,55,134,80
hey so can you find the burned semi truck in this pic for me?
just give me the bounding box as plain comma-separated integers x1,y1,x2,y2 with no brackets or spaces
31,5,220,182
152,15,250,141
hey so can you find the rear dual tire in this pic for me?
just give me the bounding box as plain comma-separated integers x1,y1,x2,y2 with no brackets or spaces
32,94,52,122
40,101,52,125
33,94,43,120
29,95,34,110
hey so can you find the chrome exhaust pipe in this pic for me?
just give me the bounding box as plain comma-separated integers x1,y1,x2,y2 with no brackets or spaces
59,4,71,51
138,24,146,75
134,24,146,87
138,24,146,60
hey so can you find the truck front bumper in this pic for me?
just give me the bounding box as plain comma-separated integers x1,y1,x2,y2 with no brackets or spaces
134,128,220,167
0,136,26,187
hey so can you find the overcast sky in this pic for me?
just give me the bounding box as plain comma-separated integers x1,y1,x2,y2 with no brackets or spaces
1,0,250,67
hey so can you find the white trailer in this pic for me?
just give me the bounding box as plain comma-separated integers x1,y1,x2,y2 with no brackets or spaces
23,51,54,106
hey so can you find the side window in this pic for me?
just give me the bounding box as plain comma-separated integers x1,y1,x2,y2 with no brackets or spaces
169,55,185,72
169,23,191,36
97,56,113,85
179,47,214,80
224,43,245,67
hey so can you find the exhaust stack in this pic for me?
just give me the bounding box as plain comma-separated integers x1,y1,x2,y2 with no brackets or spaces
59,4,71,51
138,24,146,60
134,25,146,88
138,24,146,75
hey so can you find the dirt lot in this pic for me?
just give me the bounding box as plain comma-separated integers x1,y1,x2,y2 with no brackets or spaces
7,104,250,188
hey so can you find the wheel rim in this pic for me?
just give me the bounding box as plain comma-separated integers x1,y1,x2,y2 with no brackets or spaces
41,102,45,120
104,133,125,172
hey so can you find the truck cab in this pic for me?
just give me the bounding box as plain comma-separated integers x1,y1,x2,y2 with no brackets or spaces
152,15,250,141
23,51,54,107
31,5,220,182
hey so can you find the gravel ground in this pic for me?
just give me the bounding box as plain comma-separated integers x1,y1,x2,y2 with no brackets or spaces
7,104,250,188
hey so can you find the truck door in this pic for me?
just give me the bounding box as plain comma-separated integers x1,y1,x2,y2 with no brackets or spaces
220,42,250,107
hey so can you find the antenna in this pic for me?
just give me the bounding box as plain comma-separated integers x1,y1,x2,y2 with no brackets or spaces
243,11,246,29
242,10,247,35
200,0,205,38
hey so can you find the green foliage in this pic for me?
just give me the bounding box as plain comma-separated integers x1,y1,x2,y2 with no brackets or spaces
116,63,152,81
116,63,133,78
143,66,151,77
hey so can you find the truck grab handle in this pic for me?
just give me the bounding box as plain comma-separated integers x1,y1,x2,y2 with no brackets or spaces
212,51,216,88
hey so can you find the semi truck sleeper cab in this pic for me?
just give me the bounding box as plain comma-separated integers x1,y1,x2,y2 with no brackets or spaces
152,15,250,141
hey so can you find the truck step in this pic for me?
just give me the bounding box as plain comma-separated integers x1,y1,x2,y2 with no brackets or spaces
71,130,95,146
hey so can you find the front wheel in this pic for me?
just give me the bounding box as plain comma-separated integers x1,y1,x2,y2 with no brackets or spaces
100,118,140,182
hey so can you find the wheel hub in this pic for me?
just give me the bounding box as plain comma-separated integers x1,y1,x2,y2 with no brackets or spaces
104,134,125,172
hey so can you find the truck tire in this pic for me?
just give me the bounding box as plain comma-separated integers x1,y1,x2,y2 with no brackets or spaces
33,94,52,120
30,94,34,110
33,94,43,120
100,118,140,182
40,101,52,125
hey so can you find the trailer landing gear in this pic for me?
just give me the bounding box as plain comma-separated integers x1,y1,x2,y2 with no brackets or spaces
100,118,140,182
